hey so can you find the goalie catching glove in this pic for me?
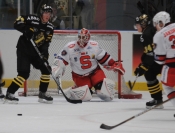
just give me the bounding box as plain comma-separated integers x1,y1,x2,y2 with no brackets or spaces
134,63,148,76
104,62,125,75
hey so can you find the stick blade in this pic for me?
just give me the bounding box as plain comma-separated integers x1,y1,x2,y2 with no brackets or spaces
67,98,82,104
100,123,114,130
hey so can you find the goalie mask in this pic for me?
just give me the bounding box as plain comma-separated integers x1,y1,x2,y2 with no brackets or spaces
153,11,170,30
78,28,90,48
134,14,151,30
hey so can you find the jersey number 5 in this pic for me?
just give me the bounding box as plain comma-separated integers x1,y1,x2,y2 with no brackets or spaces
80,55,92,69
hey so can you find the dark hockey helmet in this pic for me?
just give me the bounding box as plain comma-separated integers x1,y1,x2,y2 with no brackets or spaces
134,14,151,29
40,4,53,16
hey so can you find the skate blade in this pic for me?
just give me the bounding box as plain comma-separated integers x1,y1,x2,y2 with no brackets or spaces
3,99,18,104
38,98,53,104
146,105,164,109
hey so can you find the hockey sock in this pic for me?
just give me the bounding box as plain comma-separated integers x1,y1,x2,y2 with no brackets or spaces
39,74,50,93
147,79,163,100
7,76,25,94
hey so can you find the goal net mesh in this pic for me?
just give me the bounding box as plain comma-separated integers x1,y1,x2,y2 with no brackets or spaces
22,30,141,99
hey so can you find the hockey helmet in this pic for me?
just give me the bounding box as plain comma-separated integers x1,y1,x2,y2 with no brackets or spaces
40,4,53,16
134,14,151,29
153,11,170,28
78,28,90,47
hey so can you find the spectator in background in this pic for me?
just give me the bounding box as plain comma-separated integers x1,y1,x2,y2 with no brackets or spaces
0,0,17,28
50,3,61,29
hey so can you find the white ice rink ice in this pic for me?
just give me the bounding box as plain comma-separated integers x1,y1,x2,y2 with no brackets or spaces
0,88,175,133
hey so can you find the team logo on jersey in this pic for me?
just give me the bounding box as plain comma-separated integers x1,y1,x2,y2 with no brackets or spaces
61,50,67,56
91,54,95,59
152,43,156,49
90,42,97,45
140,35,144,42
68,44,75,48
74,48,80,52
27,16,40,21
87,46,92,49
74,57,78,62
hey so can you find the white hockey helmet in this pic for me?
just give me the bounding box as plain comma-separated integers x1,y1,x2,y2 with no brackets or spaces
153,11,170,28
78,28,90,48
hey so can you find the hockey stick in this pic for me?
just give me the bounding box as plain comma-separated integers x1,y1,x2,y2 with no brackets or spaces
100,96,175,130
128,74,139,90
30,39,82,104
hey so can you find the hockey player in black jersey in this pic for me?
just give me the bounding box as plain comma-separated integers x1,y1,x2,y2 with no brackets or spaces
5,4,54,104
134,14,164,109
0,51,5,99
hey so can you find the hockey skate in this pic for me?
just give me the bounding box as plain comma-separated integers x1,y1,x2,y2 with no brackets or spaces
146,99,164,109
38,91,53,104
4,92,19,104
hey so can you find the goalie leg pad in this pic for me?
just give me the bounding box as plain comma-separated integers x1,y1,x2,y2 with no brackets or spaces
96,78,115,102
64,85,92,102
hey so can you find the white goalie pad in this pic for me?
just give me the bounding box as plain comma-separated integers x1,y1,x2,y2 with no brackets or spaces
96,78,115,102
64,85,92,102
51,59,66,80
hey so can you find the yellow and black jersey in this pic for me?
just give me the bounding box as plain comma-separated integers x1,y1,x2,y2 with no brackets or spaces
140,26,156,67
14,14,54,57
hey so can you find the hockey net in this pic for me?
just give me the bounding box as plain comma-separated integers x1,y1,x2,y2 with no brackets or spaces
20,30,142,99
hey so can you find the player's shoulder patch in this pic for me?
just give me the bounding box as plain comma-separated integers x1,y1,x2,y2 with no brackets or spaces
61,50,67,56
68,44,75,48
89,40,98,46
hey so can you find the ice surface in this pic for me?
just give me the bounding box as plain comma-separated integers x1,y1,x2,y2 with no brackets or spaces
0,88,174,133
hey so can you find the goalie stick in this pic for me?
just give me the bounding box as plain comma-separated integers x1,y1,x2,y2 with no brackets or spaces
30,39,82,104
100,96,175,130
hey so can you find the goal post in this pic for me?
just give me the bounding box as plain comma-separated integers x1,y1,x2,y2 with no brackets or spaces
20,30,142,99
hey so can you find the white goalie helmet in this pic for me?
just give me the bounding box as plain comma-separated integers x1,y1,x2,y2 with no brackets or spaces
153,11,170,28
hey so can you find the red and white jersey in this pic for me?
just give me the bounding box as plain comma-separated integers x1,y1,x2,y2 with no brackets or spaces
153,23,175,65
58,40,115,75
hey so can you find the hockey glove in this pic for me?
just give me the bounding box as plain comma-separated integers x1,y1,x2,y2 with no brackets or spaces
42,54,51,73
134,63,148,76
104,62,125,75
25,27,34,40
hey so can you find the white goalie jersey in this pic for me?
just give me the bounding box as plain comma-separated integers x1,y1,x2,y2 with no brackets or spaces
153,23,175,65
57,40,114,75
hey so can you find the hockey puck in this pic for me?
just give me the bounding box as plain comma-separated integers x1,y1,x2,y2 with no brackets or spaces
174,114,175,117
17,114,22,116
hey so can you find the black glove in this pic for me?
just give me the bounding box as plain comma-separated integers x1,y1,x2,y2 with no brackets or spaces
25,27,34,40
134,64,148,76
